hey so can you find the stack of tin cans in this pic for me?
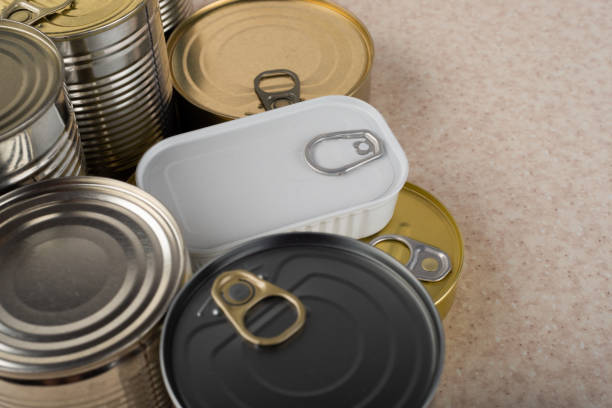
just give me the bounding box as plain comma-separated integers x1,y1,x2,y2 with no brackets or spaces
0,20,85,195
0,0,466,406
0,0,174,179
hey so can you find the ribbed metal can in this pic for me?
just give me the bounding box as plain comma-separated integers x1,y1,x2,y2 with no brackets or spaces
0,20,85,195
0,176,191,408
159,0,192,36
0,0,174,180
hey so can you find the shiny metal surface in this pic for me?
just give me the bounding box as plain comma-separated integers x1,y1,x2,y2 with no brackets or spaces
159,0,192,35
0,20,85,194
369,234,453,282
0,176,189,381
1,0,174,179
167,0,374,126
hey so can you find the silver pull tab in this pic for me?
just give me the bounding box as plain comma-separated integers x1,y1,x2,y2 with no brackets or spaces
1,0,74,25
369,234,452,282
305,130,384,176
254,69,301,111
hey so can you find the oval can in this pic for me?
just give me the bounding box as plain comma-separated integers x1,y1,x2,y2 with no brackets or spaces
161,232,444,408
364,182,465,319
0,20,85,195
167,0,374,130
0,177,190,407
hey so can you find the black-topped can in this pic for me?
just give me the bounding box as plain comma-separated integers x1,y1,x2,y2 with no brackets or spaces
161,232,444,408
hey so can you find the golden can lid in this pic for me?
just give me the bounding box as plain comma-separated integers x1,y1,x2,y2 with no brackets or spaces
168,0,374,120
0,0,142,37
363,182,464,319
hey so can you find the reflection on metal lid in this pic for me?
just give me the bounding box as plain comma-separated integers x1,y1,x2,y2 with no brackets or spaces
0,176,188,380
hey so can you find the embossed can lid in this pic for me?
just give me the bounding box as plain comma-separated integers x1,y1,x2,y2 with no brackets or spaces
0,176,189,380
0,20,63,140
161,232,444,408
167,0,374,120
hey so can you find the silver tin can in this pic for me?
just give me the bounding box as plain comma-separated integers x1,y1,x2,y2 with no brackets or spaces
159,0,192,36
0,0,174,180
0,20,85,195
0,176,191,407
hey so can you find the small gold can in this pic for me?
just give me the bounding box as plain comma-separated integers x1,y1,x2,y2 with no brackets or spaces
364,182,465,319
168,0,374,129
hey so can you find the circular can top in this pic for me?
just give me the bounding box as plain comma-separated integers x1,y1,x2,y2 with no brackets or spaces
0,20,63,140
161,232,444,408
168,0,374,120
0,0,143,37
364,183,465,319
0,177,189,380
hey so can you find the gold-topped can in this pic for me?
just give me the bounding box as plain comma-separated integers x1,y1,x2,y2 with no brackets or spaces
168,0,374,130
0,0,174,180
363,183,464,319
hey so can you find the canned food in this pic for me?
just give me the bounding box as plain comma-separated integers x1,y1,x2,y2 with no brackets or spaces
168,0,374,130
0,177,190,407
364,182,465,319
161,232,444,407
159,0,192,36
0,0,174,179
0,20,85,195
137,96,409,269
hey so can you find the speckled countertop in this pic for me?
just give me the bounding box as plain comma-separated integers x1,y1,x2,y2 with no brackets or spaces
191,1,611,406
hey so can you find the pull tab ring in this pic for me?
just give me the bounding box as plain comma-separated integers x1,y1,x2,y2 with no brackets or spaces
1,0,74,25
305,130,384,176
369,234,452,282
211,270,306,346
254,69,301,111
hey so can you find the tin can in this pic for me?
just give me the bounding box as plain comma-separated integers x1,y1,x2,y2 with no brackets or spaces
0,20,85,195
0,176,190,407
364,182,465,319
0,0,174,180
167,0,374,130
161,232,444,407
159,0,192,36
137,96,408,270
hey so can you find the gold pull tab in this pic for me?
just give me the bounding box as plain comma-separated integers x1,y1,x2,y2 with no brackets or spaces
211,270,306,346
1,0,74,25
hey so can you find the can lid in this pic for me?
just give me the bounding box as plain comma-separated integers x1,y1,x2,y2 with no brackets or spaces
161,232,444,408
0,0,143,37
0,20,63,140
0,177,188,380
168,0,374,120
364,183,464,318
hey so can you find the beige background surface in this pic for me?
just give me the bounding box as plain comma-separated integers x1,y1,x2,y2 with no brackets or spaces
190,1,611,406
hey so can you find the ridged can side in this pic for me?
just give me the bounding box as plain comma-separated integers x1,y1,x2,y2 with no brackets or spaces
0,331,170,408
159,0,193,36
46,0,173,179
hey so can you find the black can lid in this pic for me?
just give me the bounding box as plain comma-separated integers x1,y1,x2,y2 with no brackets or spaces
161,233,444,408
